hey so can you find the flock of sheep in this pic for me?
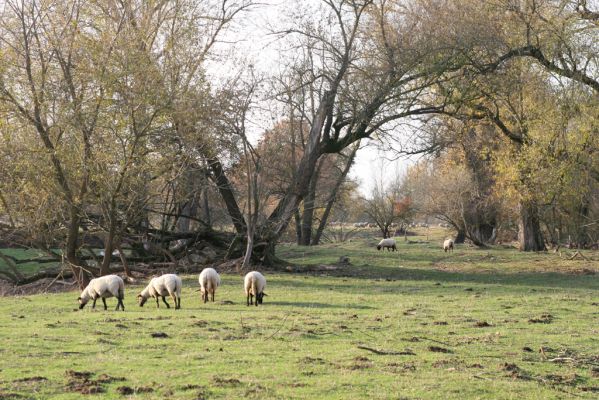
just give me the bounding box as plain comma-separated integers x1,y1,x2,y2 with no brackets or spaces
78,237,455,311
77,268,267,311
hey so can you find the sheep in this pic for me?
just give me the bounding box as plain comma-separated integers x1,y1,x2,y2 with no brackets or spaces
377,238,397,252
443,238,454,253
198,268,221,303
244,271,267,307
78,275,125,311
137,274,182,309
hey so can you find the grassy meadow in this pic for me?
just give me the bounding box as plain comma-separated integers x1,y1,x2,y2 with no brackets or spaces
0,228,598,399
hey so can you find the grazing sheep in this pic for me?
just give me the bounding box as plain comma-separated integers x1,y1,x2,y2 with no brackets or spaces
78,275,125,311
377,238,397,252
137,274,182,309
244,271,267,307
198,268,221,303
443,238,454,253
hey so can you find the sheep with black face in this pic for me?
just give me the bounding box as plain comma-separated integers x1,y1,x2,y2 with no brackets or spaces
78,275,125,311
244,271,267,306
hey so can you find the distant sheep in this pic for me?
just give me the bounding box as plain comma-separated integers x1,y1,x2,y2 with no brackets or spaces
244,271,267,307
78,275,125,311
443,238,454,253
137,274,182,309
377,238,397,252
199,268,221,303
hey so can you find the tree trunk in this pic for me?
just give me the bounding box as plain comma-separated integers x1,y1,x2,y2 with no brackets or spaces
518,199,546,251
208,157,246,234
299,168,320,246
454,229,466,244
66,206,90,289
294,209,302,245
202,186,211,228
312,143,359,245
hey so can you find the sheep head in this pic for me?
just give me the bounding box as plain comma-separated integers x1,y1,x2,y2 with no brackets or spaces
137,293,148,307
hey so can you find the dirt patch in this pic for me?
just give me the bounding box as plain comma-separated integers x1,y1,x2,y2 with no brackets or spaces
428,346,452,353
528,314,553,324
180,384,204,391
501,363,532,380
117,386,134,395
219,300,235,305
65,370,93,380
13,376,47,383
433,321,448,325
212,377,242,386
150,332,169,338
96,374,125,384
474,321,492,327
192,320,208,327
522,346,534,352
300,356,327,365
65,370,124,395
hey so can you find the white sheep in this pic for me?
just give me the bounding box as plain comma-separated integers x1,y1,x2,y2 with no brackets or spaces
377,238,397,252
78,274,125,311
244,271,267,307
198,268,221,303
443,238,454,253
137,274,182,309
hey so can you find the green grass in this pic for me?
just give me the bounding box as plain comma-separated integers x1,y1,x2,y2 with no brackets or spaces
1,232,598,399
0,248,60,276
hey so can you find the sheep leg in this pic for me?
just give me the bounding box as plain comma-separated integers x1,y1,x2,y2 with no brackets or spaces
247,293,251,306
102,297,108,310
92,297,97,309
177,296,181,309
203,291,208,304
171,293,179,310
155,297,160,308
116,296,125,311
211,290,215,302
162,296,170,308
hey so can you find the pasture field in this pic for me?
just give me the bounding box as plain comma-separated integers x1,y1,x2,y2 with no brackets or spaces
0,232,598,399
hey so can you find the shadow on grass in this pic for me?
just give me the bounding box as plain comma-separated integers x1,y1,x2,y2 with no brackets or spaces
273,267,599,291
266,301,373,309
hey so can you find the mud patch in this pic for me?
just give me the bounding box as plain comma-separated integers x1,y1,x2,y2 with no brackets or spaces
192,320,208,327
428,346,452,353
65,370,124,395
528,314,553,324
474,321,492,327
212,377,242,386
300,356,327,365
116,386,153,395
13,376,47,383
150,332,169,338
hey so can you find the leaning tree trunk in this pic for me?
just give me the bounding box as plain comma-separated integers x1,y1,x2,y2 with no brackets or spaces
312,143,359,245
299,168,320,246
294,209,302,245
518,199,546,251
